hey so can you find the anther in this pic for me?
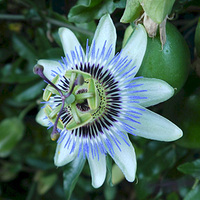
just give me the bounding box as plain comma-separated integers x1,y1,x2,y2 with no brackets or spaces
33,64,44,75
51,131,60,141
33,64,63,96
76,74,84,86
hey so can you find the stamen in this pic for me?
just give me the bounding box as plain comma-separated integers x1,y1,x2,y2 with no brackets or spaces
34,64,85,141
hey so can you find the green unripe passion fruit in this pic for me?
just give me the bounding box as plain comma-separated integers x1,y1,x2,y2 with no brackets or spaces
137,22,190,94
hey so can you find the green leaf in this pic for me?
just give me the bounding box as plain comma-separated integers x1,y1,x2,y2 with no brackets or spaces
0,117,25,158
120,0,143,23
50,10,69,24
166,192,179,200
0,58,38,84
176,88,200,149
37,172,57,195
78,0,103,7
178,159,200,179
35,28,52,52
13,80,46,102
0,162,22,181
63,155,86,200
134,178,152,200
137,142,176,180
106,155,113,186
177,118,200,149
114,0,126,8
12,33,38,65
184,184,200,200
25,157,55,170
68,0,116,23
139,0,175,23
40,48,63,60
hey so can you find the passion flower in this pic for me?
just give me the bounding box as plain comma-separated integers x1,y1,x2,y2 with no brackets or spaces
35,14,182,188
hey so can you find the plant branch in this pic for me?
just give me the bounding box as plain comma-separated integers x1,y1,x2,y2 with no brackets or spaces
0,14,94,36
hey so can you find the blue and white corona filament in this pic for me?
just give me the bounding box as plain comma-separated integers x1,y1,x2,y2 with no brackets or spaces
35,14,183,188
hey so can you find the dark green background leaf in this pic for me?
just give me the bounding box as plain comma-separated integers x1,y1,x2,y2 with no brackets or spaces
184,185,200,200
178,159,200,179
68,0,116,23
63,155,86,200
0,117,25,157
12,33,38,65
13,80,45,102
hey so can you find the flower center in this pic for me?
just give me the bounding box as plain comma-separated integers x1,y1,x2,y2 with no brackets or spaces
34,62,121,142
61,70,107,130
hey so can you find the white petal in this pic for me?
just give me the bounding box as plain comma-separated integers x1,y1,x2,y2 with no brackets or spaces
59,27,84,57
37,59,61,80
36,108,49,127
121,24,147,75
90,14,116,59
133,78,174,107
108,133,136,182
87,152,106,188
54,132,79,167
120,104,183,141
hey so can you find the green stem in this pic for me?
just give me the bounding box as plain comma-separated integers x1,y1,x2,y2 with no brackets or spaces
192,178,199,190
0,14,94,36
46,17,94,36
19,102,37,120
26,180,37,200
0,14,25,20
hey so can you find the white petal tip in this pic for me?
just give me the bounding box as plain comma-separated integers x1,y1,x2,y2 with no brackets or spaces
108,135,137,184
163,126,183,142
58,27,83,57
173,127,183,141
54,153,76,167
88,154,106,188
36,108,49,127
58,27,67,36
125,173,136,182
54,139,79,167
92,179,104,188
58,28,72,41
54,151,65,167
157,79,175,99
